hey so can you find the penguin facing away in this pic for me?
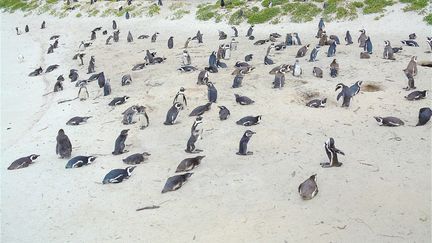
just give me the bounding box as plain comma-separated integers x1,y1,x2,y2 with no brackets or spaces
176,156,205,172
162,173,193,193
56,129,72,159
298,174,318,200
417,108,432,126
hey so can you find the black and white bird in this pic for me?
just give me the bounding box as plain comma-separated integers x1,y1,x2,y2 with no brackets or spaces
122,152,151,165
236,116,262,126
108,96,129,106
65,156,96,169
298,174,318,200
102,166,137,184
161,173,193,193
218,106,230,120
320,137,345,168
8,154,39,170
374,116,404,127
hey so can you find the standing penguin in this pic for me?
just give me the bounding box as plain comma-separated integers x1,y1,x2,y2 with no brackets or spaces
318,18,325,30
232,70,245,88
330,59,339,78
41,21,46,29
112,20,117,30
296,44,309,58
104,79,111,96
232,26,238,37
197,70,209,85
218,106,230,120
194,30,203,43
173,87,187,107
293,33,302,45
223,44,231,60
78,83,89,101
327,40,337,57
335,83,354,107
125,11,130,19
273,70,285,89
417,107,432,126
320,138,345,168
25,25,29,33
182,50,191,65
113,30,120,42
127,31,133,42
285,33,293,46
168,36,174,49
220,0,225,7
112,129,129,155
91,31,96,40
246,25,254,37
345,30,353,45
87,56,95,74
292,60,302,77
237,130,256,155
383,40,395,60
298,175,318,200
309,45,320,62
56,129,72,159
151,32,159,42
207,82,218,103
185,129,203,153
364,36,373,54
209,51,217,68
358,29,367,47
164,102,184,125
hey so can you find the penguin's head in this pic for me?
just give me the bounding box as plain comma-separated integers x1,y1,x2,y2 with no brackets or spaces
196,116,204,122
205,102,212,108
356,81,363,87
384,40,388,45
142,152,151,156
88,156,97,162
306,44,310,48
124,96,130,100
421,90,428,97
256,115,262,122
182,172,193,179
206,82,214,87
321,98,327,104
218,106,226,110
180,87,185,92
196,155,206,162
335,83,344,91
359,29,365,33
325,137,335,147
411,56,417,62
29,154,40,161
309,174,317,182
374,116,383,125
126,166,136,176
245,130,256,137
120,129,129,135
58,129,65,135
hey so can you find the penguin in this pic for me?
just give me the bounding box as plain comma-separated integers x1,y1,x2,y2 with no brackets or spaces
47,44,54,54
360,52,370,59
125,11,130,19
127,31,133,42
358,29,367,47
254,39,268,45
232,70,244,88
344,31,353,45
285,33,293,46
182,50,191,65
320,137,344,168
123,152,151,165
218,106,230,120
236,116,261,126
65,156,96,169
319,32,328,46
405,56,418,76
112,20,117,29
401,40,419,47
223,44,231,60
161,173,193,193
193,30,203,43
136,106,150,129
349,81,363,96
207,82,218,103
183,37,192,49
230,38,238,50
132,63,146,71
293,33,302,45
335,83,354,107
273,70,285,89
151,32,159,42
235,94,254,105
298,174,318,200
178,65,198,72
197,70,209,85
417,107,432,126
104,79,112,96
121,74,132,86
364,36,373,54
274,43,286,51
313,67,323,78
77,83,88,101
245,54,253,62
8,154,39,170
90,31,96,40
246,25,254,37
69,69,79,82
176,156,205,172
237,130,256,155
264,55,274,65
122,106,138,125
232,26,238,37
185,129,203,153
190,116,204,136
41,21,46,29
57,74,64,82
102,166,136,184
56,129,72,159
329,35,340,45
112,129,129,155
306,98,326,108
218,30,227,40
87,56,95,74
108,96,129,106
138,34,149,39
330,59,339,78
173,87,187,107
327,40,337,57
383,40,395,60
209,51,217,68
113,30,120,42
265,43,274,57
164,102,184,125
318,18,325,29
296,44,309,58
167,36,174,49
25,25,29,33
45,64,59,73
97,71,105,88
405,90,427,101
427,37,432,51
409,33,416,39
292,60,302,77
220,0,225,7
53,79,63,92
189,103,212,116
52,39,58,48
374,116,405,127
28,67,43,77
232,66,254,75
66,116,91,125
309,45,320,62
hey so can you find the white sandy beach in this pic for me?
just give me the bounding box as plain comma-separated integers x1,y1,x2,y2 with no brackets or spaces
1,4,431,243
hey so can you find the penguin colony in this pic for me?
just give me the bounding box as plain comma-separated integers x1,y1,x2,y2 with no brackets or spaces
8,14,431,202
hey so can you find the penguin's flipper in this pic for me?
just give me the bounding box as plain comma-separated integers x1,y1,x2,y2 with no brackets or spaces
336,149,345,155
336,91,343,101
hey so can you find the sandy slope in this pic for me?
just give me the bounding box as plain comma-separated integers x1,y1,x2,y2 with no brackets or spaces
1,6,431,243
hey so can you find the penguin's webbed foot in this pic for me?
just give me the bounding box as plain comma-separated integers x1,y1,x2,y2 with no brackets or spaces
320,162,331,168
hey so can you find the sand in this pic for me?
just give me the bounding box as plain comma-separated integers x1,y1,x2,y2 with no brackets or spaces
1,5,431,243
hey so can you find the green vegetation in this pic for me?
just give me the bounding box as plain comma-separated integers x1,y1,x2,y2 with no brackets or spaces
363,0,394,14
0,0,38,12
228,8,246,25
399,0,428,11
171,9,190,20
196,3,218,21
352,1,364,8
147,4,160,17
262,0,289,7
424,13,432,25
247,7,280,24
282,3,322,22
